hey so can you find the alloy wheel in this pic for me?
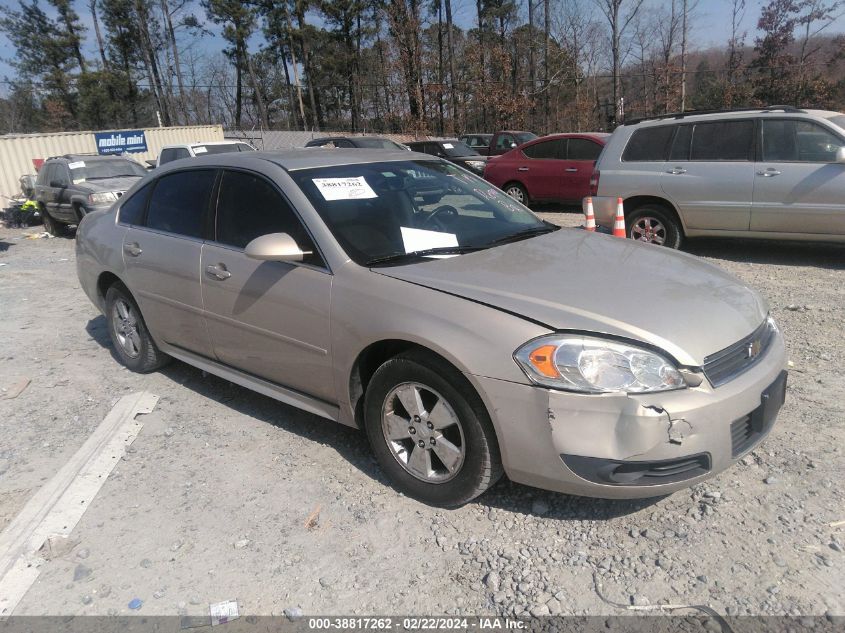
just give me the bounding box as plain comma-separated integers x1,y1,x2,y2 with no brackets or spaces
381,382,466,483
111,298,141,358
505,186,525,203
630,216,667,245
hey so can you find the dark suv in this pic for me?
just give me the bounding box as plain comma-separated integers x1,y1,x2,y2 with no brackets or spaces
35,154,147,235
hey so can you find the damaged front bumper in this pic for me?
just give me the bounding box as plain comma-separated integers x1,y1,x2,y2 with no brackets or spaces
469,330,788,499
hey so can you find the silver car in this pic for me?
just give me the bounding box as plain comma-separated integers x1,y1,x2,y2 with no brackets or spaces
590,106,845,247
76,150,788,506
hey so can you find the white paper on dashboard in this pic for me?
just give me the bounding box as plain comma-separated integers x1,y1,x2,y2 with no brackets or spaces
401,227,458,254
442,143,454,149
312,176,378,201
193,146,208,154
68,161,86,169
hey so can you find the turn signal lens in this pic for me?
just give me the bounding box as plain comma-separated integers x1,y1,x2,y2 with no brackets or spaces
528,345,560,378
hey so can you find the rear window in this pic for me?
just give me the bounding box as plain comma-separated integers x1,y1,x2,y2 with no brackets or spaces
690,120,754,161
146,170,216,238
622,126,675,162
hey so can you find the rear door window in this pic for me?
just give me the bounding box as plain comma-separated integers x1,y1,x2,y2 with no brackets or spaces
622,126,675,161
690,120,754,161
118,183,152,226
523,139,564,159
567,138,602,161
215,170,322,266
146,170,216,238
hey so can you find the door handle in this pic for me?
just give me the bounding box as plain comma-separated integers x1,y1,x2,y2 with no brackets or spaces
565,168,578,172
756,169,782,177
205,264,231,280
666,167,687,175
517,167,529,172
123,242,142,257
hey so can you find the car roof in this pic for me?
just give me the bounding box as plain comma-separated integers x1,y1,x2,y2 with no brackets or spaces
623,107,844,127
159,148,432,172
537,132,609,140
48,154,128,162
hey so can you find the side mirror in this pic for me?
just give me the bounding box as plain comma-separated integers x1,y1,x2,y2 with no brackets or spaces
50,179,64,188
244,232,311,263
836,147,845,164
510,143,517,149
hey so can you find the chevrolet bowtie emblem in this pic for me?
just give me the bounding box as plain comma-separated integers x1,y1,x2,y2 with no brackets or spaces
747,339,762,359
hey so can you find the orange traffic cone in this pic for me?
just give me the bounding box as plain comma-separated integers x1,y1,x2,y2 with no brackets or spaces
612,198,626,238
583,197,596,232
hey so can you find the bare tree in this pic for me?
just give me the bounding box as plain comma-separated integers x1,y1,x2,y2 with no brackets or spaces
593,0,645,124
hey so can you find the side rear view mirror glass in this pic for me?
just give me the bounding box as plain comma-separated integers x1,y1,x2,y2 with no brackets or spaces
836,147,845,164
50,180,64,188
245,232,311,263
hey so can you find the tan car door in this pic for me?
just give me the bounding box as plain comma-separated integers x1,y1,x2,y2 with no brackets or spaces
751,118,845,235
122,169,217,359
200,169,335,402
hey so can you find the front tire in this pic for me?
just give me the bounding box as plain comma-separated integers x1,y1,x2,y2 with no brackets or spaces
627,204,683,249
503,182,529,205
363,351,503,507
105,283,170,372
41,206,67,237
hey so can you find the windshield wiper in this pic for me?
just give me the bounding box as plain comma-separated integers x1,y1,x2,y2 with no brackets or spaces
366,246,483,267
86,174,138,179
485,224,559,246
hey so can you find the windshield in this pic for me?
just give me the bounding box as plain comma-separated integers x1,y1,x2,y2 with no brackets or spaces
355,138,408,150
194,143,254,155
68,158,146,182
290,160,551,266
515,132,538,144
442,141,479,157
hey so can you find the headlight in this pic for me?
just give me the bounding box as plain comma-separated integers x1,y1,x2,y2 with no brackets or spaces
514,335,686,393
465,160,485,171
88,191,119,205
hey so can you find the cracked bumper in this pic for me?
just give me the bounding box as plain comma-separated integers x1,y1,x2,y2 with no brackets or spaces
470,331,788,499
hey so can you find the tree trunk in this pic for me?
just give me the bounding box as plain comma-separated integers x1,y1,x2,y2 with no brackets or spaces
543,0,549,132
476,0,486,129
135,0,170,125
160,0,188,124
88,0,108,69
437,0,444,136
444,0,457,133
528,0,535,130
244,47,270,129
680,0,688,111
295,1,322,130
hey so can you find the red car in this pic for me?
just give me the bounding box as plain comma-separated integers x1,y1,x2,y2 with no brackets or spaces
483,133,608,205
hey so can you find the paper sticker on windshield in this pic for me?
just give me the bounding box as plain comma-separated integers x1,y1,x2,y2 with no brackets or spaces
68,161,85,170
313,176,377,201
442,143,454,149
72,178,85,184
401,227,458,254
193,146,208,154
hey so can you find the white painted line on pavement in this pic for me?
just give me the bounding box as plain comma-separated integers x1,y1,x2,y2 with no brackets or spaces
0,391,159,615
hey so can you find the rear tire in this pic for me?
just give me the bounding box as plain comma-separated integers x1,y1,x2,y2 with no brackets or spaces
41,206,67,237
627,204,683,249
363,351,503,507
105,283,170,373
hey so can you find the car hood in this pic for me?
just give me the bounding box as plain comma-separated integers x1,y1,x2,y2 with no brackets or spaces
374,230,769,366
81,176,142,192
452,155,487,161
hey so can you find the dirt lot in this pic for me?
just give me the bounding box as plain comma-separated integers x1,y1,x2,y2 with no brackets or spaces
0,216,842,619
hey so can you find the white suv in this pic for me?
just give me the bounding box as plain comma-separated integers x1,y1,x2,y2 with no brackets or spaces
590,106,845,247
156,141,255,167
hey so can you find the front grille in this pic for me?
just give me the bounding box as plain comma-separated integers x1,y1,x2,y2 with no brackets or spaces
562,453,711,486
703,319,776,387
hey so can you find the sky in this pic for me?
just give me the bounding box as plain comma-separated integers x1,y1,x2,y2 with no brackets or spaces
1,0,845,94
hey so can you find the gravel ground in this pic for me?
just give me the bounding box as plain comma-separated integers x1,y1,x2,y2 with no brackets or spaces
0,216,842,619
